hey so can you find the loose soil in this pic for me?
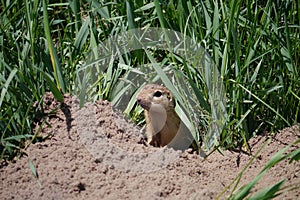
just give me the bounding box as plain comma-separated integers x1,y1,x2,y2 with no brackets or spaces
0,93,299,199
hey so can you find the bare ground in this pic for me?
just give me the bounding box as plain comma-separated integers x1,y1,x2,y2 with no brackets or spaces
0,93,299,199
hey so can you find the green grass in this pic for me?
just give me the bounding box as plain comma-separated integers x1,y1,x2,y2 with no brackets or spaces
223,138,300,199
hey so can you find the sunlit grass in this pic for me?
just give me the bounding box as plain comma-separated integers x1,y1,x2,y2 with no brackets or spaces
0,3,299,198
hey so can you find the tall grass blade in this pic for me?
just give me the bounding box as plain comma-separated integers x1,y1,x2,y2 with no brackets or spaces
126,0,136,29
231,79,290,126
154,0,169,28
0,68,17,108
42,0,66,93
73,16,90,57
38,70,63,102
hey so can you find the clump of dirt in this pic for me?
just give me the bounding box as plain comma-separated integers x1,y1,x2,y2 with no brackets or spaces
0,93,299,200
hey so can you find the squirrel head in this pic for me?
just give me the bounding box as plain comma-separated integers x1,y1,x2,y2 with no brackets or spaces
136,84,175,111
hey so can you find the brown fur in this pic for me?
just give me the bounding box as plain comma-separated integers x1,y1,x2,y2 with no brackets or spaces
136,84,181,147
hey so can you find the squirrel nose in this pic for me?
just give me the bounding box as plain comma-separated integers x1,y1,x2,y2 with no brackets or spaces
136,97,149,110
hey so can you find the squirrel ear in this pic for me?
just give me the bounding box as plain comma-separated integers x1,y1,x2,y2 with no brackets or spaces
166,91,176,107
172,98,176,107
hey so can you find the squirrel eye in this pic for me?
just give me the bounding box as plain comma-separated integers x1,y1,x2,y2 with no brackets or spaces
153,91,162,97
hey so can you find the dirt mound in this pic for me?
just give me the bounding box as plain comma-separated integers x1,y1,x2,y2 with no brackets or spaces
0,93,299,199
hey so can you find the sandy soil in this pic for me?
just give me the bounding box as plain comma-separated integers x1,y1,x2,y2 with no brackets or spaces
0,93,299,199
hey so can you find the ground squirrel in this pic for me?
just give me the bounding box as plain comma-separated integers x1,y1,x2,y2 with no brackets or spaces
136,84,193,150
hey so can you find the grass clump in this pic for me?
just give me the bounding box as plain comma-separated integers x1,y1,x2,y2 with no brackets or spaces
0,0,299,159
